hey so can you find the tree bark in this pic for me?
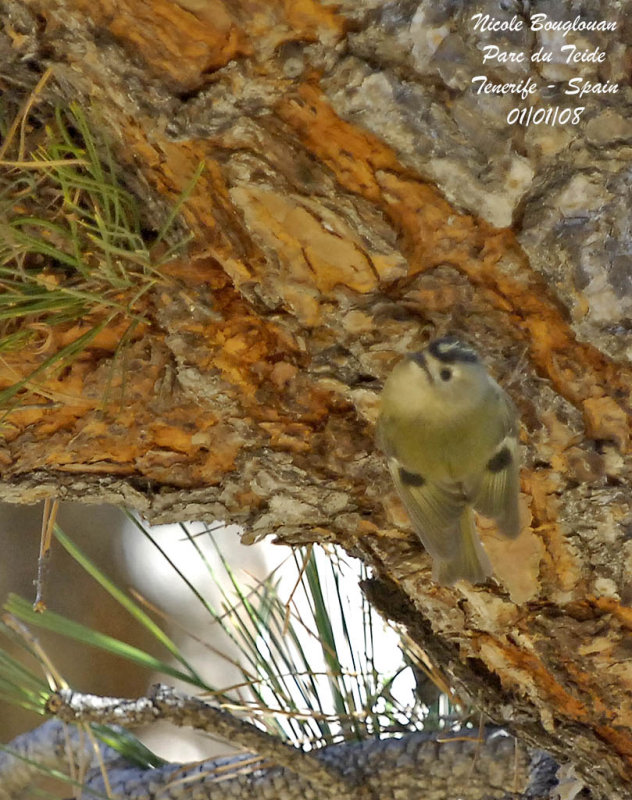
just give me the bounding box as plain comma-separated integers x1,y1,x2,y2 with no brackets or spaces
0,718,533,800
1,1,632,797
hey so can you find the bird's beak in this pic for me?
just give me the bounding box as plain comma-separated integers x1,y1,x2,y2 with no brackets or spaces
410,352,434,383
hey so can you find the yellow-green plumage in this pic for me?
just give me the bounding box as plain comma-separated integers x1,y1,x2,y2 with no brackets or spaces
377,338,520,585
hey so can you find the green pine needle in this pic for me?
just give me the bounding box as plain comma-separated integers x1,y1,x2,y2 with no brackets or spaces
0,99,202,408
0,514,459,773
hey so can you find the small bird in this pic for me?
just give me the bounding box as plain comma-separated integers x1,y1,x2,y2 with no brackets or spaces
377,337,521,585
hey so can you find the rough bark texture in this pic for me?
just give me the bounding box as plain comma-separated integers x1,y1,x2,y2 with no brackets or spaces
1,1,632,798
0,719,532,800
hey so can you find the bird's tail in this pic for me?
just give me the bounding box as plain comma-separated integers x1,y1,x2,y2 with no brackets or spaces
433,508,492,586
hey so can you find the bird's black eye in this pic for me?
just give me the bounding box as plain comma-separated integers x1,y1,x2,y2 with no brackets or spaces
440,368,452,381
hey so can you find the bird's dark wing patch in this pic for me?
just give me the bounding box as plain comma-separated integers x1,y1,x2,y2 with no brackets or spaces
388,458,466,559
487,446,512,473
398,467,425,487
475,439,520,538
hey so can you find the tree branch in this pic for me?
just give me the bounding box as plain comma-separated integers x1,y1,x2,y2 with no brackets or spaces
48,684,370,799
0,717,121,800
1,713,533,800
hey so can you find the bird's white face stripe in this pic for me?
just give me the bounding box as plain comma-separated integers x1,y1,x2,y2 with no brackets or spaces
428,337,478,364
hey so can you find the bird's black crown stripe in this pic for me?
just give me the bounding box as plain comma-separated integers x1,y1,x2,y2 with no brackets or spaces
399,467,425,487
487,446,512,473
428,337,478,364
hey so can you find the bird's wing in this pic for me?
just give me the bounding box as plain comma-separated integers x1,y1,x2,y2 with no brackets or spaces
433,507,492,585
473,392,521,539
387,459,467,560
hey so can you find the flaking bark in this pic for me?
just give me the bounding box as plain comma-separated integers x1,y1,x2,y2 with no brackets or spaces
1,1,632,797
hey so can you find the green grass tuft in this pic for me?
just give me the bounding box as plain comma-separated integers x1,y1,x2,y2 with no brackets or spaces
0,97,201,408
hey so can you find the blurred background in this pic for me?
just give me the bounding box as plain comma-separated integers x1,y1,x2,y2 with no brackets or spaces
0,503,420,763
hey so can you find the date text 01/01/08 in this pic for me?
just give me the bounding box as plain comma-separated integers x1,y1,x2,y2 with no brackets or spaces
507,106,584,126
